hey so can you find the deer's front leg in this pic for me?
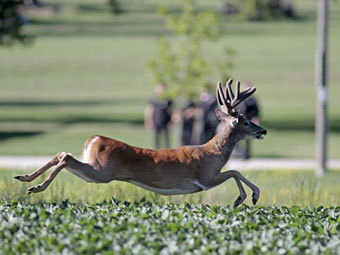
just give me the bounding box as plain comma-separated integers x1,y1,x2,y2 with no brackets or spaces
237,172,260,205
208,170,247,207
206,170,260,207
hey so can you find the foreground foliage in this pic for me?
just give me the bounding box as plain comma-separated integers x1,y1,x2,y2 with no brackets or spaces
1,198,340,254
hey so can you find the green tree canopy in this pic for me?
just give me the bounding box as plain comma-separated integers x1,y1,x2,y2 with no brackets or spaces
148,0,233,101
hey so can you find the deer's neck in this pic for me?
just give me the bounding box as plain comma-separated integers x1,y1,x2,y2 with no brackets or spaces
204,125,239,165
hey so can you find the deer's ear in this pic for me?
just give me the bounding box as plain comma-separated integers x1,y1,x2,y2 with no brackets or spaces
215,109,229,121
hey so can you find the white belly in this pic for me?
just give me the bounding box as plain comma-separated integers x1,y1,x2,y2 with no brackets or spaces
128,180,201,195
66,167,96,183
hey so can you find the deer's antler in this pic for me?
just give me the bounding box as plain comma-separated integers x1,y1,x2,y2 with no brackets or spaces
216,78,256,115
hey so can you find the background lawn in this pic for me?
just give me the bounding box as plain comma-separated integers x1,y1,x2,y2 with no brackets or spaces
0,0,339,158
2,168,340,207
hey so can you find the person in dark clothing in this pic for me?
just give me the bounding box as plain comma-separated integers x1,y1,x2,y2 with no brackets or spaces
199,89,219,144
181,101,196,146
151,99,172,149
234,96,260,159
145,84,172,149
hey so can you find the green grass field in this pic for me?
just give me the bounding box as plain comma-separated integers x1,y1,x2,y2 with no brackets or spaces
2,168,340,207
0,0,340,158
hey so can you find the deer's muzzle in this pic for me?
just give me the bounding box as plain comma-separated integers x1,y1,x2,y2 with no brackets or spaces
254,128,267,140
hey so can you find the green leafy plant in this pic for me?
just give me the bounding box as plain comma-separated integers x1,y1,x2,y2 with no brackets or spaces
1,198,340,254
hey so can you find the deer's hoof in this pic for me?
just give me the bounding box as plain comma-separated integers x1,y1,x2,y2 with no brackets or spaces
252,192,260,205
233,195,246,208
27,185,42,194
14,175,31,182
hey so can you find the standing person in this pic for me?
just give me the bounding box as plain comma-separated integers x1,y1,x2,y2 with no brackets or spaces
234,96,260,159
181,101,196,146
199,87,219,144
144,84,172,149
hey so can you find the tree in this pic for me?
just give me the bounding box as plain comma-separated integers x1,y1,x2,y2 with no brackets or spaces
148,0,233,101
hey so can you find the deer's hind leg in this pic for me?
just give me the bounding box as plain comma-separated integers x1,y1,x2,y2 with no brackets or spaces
14,152,65,182
25,152,101,194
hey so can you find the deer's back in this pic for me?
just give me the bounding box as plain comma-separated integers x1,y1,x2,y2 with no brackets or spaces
83,135,204,172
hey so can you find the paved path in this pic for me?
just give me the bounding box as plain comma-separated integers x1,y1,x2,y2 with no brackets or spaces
1,156,340,170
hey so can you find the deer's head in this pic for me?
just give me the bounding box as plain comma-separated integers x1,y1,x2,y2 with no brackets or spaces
215,79,267,141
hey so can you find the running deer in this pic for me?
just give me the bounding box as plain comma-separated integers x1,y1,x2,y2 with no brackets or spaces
15,79,267,207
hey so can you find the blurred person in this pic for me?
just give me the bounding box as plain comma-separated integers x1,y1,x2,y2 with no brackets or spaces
144,83,173,149
181,101,196,146
199,85,219,144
